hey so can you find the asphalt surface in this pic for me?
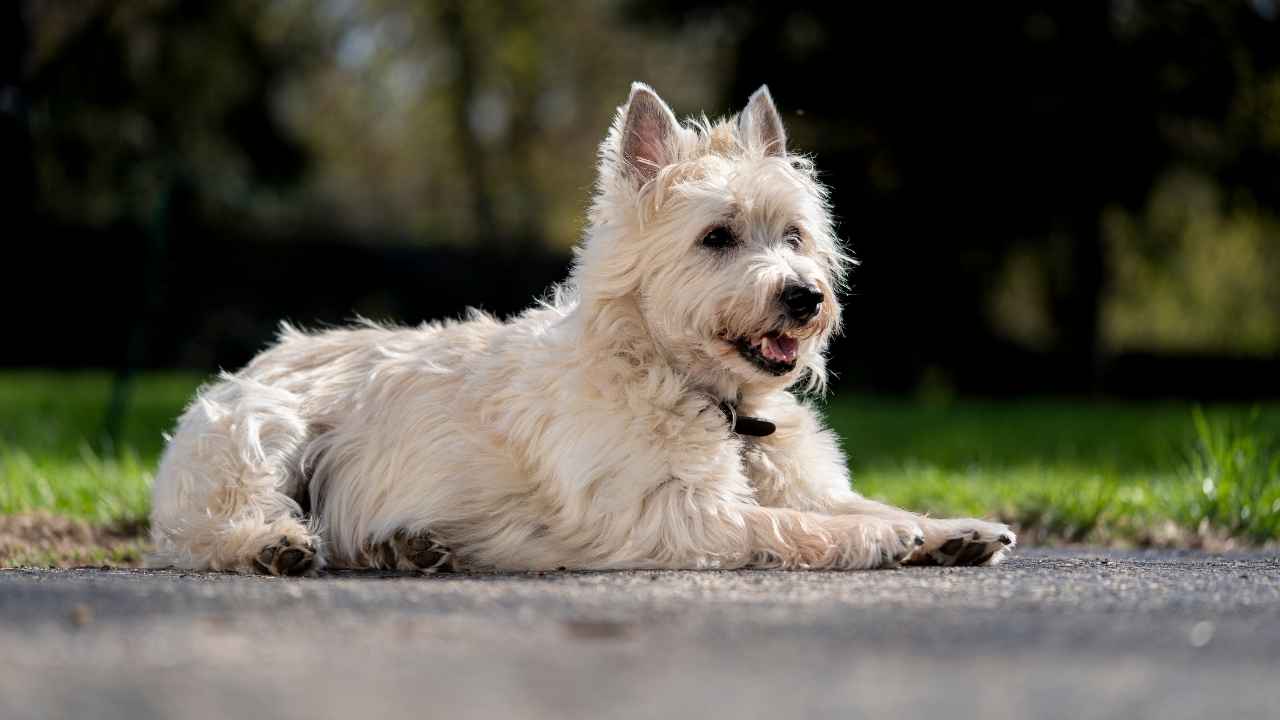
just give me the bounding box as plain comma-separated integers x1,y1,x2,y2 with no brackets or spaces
1,548,1277,720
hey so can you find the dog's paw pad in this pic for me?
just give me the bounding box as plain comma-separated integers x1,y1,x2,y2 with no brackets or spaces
878,547,901,569
254,536,317,577
374,530,457,573
403,535,454,573
954,541,990,565
925,534,1010,567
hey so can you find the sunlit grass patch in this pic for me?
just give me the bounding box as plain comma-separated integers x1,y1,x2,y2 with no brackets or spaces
0,371,205,528
842,403,1280,547
1173,408,1280,543
0,445,155,524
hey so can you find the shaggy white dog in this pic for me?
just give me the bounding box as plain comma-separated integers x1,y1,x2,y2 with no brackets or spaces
149,83,1015,575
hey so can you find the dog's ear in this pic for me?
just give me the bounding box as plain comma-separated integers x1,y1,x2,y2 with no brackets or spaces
620,83,679,184
740,85,786,157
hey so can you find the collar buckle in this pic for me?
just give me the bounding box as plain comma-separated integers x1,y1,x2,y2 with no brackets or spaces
718,401,776,437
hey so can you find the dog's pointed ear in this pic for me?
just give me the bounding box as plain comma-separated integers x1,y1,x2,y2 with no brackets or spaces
740,85,786,157
620,83,679,184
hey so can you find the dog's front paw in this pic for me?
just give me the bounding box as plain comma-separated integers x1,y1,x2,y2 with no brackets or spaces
909,519,1015,567
254,535,319,577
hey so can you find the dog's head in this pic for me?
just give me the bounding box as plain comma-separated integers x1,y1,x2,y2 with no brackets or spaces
575,83,851,393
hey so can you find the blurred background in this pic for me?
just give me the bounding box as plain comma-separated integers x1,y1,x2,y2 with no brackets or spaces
3,1,1280,559
3,0,1279,397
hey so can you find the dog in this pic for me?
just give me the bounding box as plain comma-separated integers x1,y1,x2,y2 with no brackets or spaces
148,83,1015,575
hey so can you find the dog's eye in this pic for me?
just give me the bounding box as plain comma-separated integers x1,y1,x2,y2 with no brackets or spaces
783,226,803,248
700,226,737,250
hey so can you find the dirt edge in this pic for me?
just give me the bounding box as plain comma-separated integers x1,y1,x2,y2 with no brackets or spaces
0,512,149,568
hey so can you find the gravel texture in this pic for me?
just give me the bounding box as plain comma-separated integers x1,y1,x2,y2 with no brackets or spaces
1,548,1277,719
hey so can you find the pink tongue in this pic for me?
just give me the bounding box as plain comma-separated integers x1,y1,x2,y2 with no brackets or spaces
762,334,798,363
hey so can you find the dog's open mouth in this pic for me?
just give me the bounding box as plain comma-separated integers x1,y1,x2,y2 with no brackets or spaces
732,331,799,375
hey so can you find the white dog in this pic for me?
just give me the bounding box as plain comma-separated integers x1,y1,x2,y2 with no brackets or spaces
149,83,1015,575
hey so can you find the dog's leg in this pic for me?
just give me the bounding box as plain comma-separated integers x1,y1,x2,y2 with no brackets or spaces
779,456,1015,564
823,496,1016,567
149,376,324,576
735,505,924,570
740,396,1015,566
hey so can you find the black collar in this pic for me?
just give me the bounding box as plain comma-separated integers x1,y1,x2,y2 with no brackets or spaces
718,401,776,437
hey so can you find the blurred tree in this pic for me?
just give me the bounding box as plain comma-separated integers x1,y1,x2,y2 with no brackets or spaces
1,3,34,227
24,0,315,230
20,0,322,445
11,0,1278,393
1104,171,1280,355
272,0,726,248
634,1,1280,388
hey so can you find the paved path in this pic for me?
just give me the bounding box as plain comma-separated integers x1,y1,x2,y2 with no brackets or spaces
1,549,1278,719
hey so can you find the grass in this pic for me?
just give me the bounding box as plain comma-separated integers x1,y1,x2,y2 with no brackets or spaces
831,397,1280,546
0,370,1277,566
1176,408,1280,544
0,372,197,525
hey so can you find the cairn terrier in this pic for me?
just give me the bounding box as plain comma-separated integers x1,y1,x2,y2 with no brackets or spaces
149,83,1014,575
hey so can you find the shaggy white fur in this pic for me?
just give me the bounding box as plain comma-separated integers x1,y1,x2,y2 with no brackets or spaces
149,83,1015,575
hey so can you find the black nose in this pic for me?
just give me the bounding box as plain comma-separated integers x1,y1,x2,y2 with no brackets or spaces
781,283,823,322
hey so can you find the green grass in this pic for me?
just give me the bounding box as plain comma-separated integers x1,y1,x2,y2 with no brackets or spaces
1,370,1278,547
0,372,201,525
831,397,1280,545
